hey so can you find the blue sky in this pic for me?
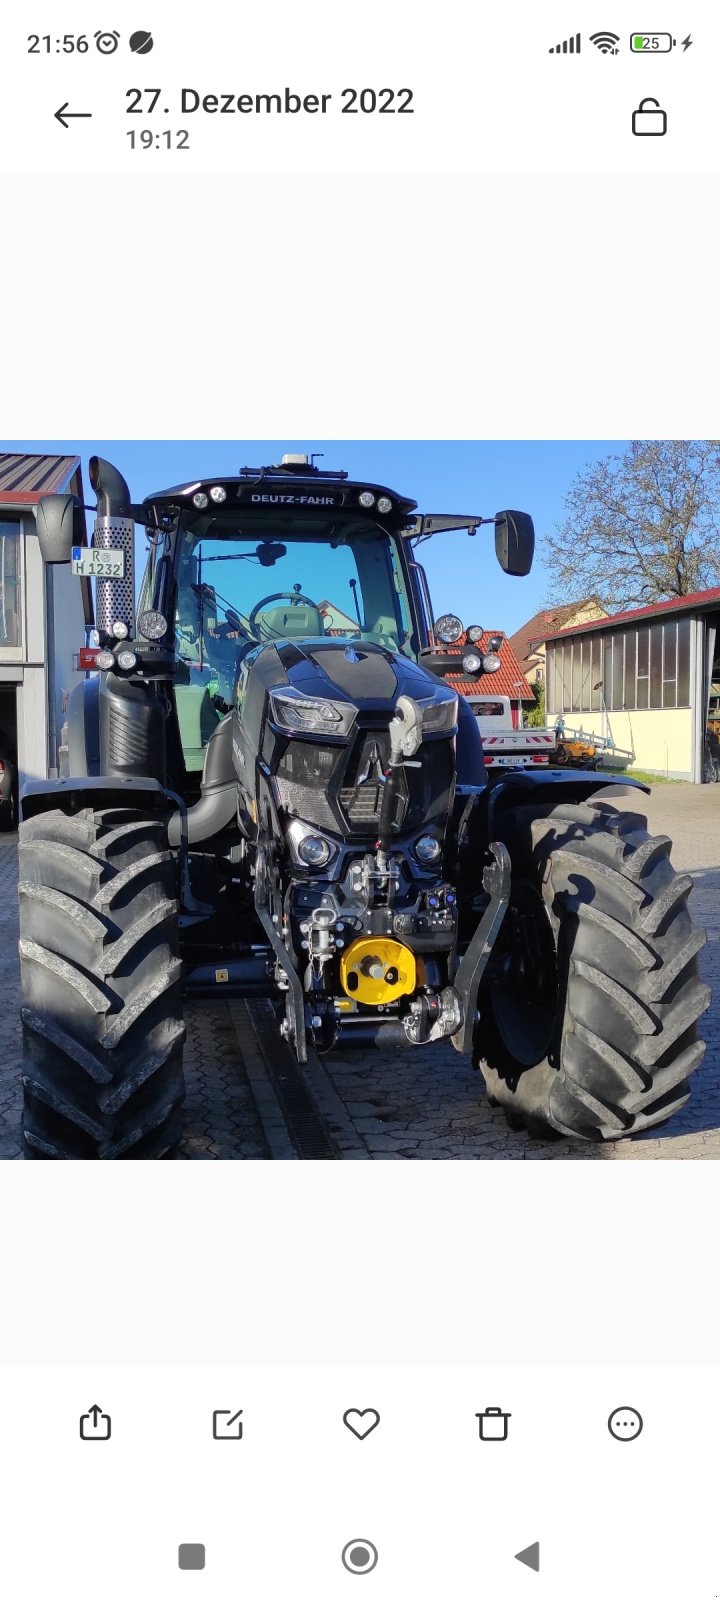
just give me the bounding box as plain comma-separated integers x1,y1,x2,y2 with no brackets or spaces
8,440,626,634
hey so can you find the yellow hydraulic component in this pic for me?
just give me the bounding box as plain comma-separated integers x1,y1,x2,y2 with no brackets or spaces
339,936,417,1006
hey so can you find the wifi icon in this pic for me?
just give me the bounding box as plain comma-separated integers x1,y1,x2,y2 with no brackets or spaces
590,31,621,54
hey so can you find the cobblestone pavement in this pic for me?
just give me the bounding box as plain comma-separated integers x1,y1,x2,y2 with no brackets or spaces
1,784,719,1160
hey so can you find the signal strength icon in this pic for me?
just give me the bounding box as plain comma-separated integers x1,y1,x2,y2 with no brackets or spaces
590,31,620,54
549,32,581,54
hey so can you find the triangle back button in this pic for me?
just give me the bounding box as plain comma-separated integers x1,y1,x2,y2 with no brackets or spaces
515,1542,540,1572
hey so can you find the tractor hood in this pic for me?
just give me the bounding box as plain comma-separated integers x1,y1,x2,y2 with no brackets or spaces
244,638,459,724
233,637,464,846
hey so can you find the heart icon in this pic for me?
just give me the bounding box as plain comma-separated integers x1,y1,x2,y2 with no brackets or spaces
343,1408,380,1440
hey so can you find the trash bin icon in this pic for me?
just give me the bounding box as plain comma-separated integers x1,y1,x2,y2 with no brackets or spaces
476,1406,511,1441
632,97,667,137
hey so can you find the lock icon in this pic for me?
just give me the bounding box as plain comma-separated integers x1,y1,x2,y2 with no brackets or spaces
632,97,667,137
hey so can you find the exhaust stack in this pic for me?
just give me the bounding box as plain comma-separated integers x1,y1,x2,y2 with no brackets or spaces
88,455,135,635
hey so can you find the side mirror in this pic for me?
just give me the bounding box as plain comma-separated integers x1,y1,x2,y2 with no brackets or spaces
36,494,86,564
495,510,535,577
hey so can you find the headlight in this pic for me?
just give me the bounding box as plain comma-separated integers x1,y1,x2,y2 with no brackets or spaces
417,693,458,733
462,651,483,673
358,491,375,508
193,491,209,509
88,628,101,648
297,834,333,868
482,653,502,673
138,609,168,641
435,613,464,644
466,625,484,643
116,649,138,672
270,688,358,738
286,819,338,869
96,650,114,671
377,496,393,514
210,485,227,503
414,834,442,865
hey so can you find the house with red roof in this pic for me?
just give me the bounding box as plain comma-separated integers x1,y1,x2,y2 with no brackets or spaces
509,598,607,691
539,587,720,782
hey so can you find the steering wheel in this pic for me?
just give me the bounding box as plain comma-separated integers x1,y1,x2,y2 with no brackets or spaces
248,590,324,637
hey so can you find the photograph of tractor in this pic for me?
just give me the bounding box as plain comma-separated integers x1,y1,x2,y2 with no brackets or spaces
18,454,709,1158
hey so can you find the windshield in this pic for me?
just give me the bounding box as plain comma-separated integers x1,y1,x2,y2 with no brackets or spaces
165,515,415,769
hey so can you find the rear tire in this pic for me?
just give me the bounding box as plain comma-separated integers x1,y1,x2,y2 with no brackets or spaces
474,799,710,1141
19,805,186,1159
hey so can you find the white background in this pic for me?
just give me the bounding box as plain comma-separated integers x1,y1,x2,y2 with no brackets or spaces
0,170,714,441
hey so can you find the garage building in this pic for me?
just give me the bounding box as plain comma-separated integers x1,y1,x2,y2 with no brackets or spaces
543,587,720,782
0,453,91,787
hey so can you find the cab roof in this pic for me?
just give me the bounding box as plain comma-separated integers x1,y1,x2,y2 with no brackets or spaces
142,464,417,523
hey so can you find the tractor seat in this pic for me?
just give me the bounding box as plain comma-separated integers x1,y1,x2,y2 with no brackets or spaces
256,604,324,639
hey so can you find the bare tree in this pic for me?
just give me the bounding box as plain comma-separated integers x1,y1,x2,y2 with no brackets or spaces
544,440,720,611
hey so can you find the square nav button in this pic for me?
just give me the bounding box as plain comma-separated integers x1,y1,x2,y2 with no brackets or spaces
178,1545,205,1571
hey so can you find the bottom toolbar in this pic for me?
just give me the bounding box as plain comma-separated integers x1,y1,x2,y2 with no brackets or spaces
0,1364,716,1597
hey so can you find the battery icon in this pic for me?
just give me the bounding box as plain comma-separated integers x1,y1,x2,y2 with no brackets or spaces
631,33,675,52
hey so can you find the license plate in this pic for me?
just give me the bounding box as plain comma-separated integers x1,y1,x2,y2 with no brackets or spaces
71,547,125,579
490,755,531,766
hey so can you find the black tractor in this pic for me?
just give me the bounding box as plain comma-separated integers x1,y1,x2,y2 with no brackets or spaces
18,454,709,1157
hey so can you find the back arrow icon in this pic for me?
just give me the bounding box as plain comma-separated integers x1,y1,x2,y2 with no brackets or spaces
54,102,93,129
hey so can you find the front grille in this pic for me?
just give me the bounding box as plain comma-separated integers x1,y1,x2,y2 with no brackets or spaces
339,784,384,825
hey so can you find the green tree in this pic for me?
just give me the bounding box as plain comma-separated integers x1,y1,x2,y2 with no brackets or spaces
525,682,545,727
545,440,720,611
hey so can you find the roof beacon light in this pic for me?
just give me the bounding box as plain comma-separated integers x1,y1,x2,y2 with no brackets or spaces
193,491,209,509
281,454,309,466
210,485,227,503
359,491,375,509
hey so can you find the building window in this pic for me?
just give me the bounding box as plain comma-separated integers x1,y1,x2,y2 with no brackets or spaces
636,626,649,708
624,628,637,709
649,623,663,706
677,617,691,706
0,520,21,648
663,619,678,708
546,643,556,714
590,635,602,709
611,632,625,710
549,613,693,716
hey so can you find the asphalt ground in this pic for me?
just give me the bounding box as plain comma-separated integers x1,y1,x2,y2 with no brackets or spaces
1,784,719,1160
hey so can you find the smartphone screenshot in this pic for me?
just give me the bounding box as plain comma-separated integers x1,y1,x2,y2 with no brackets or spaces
0,5,718,1596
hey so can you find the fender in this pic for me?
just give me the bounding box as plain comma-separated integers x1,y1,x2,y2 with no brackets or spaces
483,766,649,836
20,774,168,823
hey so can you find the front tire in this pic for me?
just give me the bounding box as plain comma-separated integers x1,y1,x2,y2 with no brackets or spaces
474,799,710,1141
19,805,186,1158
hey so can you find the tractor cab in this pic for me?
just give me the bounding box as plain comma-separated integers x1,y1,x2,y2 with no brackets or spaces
135,456,534,777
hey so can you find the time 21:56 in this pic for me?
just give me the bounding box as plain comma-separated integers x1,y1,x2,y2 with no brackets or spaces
127,130,189,149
